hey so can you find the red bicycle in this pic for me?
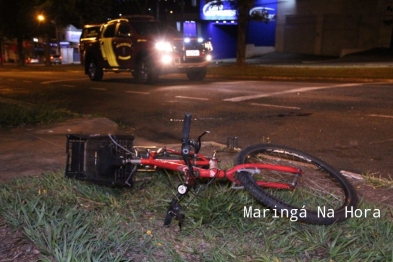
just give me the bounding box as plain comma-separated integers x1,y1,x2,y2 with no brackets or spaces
66,113,357,226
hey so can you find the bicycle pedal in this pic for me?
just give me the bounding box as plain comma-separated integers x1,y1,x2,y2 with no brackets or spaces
163,211,175,226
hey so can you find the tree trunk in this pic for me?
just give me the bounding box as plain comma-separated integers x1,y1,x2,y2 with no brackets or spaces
44,33,51,67
236,0,253,66
17,37,25,66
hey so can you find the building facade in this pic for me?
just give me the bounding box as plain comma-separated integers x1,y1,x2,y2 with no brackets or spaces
275,0,393,56
58,25,82,64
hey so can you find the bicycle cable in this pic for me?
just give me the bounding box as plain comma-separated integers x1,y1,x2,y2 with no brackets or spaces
181,177,218,212
108,134,135,156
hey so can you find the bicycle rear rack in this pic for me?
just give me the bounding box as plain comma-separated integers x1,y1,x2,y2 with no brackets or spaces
65,134,135,186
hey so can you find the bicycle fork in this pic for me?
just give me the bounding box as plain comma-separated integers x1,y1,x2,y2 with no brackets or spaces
163,168,196,228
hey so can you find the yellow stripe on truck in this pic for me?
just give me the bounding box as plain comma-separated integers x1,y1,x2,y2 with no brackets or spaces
100,39,119,67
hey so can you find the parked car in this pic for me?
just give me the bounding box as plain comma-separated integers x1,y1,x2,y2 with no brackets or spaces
26,57,40,64
79,24,102,66
50,55,62,64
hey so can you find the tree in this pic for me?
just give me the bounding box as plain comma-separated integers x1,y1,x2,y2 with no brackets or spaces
36,0,113,28
0,0,37,65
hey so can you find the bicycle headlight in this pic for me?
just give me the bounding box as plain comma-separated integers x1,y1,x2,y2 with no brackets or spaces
155,41,173,52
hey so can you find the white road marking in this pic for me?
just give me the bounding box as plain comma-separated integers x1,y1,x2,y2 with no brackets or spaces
367,114,393,119
223,83,362,102
126,91,150,95
41,78,89,84
175,96,209,101
369,138,393,144
250,103,301,110
90,87,107,91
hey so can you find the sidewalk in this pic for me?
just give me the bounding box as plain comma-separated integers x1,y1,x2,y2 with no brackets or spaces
0,118,117,182
211,48,393,66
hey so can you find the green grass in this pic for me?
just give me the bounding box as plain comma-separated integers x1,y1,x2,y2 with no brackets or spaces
362,173,393,189
1,171,392,261
0,90,78,128
0,103,76,128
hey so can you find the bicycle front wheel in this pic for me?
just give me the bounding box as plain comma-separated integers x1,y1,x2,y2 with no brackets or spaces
235,144,358,224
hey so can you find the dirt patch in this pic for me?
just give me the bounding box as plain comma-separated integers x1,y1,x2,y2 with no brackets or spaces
0,217,49,262
350,179,393,208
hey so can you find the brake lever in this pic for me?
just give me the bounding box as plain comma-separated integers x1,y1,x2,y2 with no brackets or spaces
194,131,210,154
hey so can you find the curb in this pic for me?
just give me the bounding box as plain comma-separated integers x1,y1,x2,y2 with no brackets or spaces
206,74,393,83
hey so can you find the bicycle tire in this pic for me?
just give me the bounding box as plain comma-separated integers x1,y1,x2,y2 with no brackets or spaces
235,144,358,224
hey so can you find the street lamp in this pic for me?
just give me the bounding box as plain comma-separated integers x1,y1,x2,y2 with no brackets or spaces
37,14,45,22
37,14,51,66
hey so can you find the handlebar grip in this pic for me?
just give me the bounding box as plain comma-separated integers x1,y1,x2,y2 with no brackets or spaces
182,113,192,155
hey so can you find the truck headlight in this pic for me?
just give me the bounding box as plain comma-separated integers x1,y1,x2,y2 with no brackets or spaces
155,42,173,52
161,54,172,64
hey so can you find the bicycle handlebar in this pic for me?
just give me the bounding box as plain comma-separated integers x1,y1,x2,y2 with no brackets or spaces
182,113,192,155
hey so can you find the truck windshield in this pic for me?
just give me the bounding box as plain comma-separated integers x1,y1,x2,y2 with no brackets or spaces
132,22,181,37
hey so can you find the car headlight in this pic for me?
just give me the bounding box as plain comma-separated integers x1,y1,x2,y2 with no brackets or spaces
155,41,173,52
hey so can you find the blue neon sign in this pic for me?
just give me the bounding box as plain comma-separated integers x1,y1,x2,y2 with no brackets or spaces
200,0,276,21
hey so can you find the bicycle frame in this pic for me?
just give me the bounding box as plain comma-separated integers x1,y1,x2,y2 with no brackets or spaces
127,148,302,190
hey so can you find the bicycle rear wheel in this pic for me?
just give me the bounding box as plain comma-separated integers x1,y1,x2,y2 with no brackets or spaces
235,144,358,224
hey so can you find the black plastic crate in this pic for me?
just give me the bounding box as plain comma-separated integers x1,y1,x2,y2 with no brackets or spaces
65,134,135,186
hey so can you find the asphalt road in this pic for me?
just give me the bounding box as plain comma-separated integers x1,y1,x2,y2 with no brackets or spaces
0,70,392,179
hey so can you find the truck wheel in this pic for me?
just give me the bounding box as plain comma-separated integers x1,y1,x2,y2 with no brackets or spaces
135,57,158,84
88,60,103,81
186,68,207,81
